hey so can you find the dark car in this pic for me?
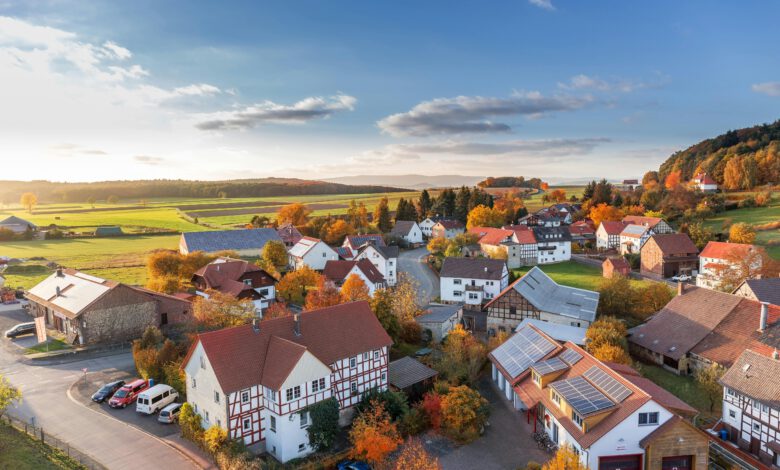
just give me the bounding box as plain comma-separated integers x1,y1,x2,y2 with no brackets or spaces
4,322,35,339
91,380,125,403
337,461,371,470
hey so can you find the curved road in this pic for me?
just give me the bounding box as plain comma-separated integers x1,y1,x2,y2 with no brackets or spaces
398,247,439,305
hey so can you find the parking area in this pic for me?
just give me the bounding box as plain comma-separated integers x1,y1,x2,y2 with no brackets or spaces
0,303,38,352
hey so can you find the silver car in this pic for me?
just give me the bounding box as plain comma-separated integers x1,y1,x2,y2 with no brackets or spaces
158,403,182,424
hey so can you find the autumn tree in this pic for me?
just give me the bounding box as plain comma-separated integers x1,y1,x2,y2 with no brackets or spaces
586,316,628,355
0,374,22,419
728,222,756,244
694,363,726,412
549,189,567,203
304,276,342,310
466,205,504,229
427,237,449,256
421,392,442,430
374,197,392,233
664,170,681,189
590,343,631,364
277,203,312,226
203,425,229,455
370,288,401,341
324,219,355,245
349,401,403,465
20,192,38,213
487,329,510,350
436,325,487,386
440,385,489,443
392,273,423,322
642,171,660,190
262,301,294,321
145,250,220,294
193,291,256,329
390,438,442,470
589,203,624,228
596,276,634,317
543,445,588,470
276,266,320,304
719,247,779,292
262,240,288,270
341,273,371,302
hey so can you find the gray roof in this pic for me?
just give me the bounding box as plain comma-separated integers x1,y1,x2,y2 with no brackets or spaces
181,228,282,253
365,244,399,259
512,267,599,322
516,319,588,346
416,304,462,324
738,278,780,306
94,226,123,236
388,356,438,389
391,220,418,236
0,216,36,229
532,226,572,243
440,257,506,280
720,350,780,409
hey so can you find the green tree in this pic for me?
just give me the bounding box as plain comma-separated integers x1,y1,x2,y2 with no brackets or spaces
417,189,432,219
356,389,410,422
0,374,22,418
262,240,288,269
303,397,341,451
374,197,392,233
694,363,726,412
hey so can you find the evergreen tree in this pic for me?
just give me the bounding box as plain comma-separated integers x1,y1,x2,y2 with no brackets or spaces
582,180,596,200
395,198,408,222
454,187,472,222
417,189,432,219
374,197,392,233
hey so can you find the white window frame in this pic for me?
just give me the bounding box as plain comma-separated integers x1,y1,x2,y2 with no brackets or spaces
243,417,251,431
300,412,308,428
270,415,276,432
241,390,250,404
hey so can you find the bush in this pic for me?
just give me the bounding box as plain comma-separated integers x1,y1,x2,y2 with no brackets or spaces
440,385,489,443
738,196,756,208
399,321,422,344
45,229,64,240
204,425,229,455
400,405,429,436
303,397,340,452
356,389,409,422
179,403,204,444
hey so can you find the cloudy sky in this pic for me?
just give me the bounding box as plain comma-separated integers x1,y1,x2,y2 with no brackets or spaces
2,1,779,182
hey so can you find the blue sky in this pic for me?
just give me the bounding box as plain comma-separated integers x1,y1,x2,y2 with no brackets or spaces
1,0,779,182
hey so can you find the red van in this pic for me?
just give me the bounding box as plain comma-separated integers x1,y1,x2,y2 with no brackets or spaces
108,379,149,408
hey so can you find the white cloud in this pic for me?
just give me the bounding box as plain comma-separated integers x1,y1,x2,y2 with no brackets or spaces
558,73,669,93
529,0,555,10
173,83,222,96
134,155,164,165
377,92,592,137
751,81,780,97
101,41,132,60
194,94,357,130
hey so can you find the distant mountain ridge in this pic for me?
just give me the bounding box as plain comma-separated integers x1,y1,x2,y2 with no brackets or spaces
323,174,604,189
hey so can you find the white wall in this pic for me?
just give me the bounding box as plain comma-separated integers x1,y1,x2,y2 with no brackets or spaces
356,245,397,287
403,223,424,244
294,242,339,271
184,342,229,430
440,275,505,305
537,241,571,264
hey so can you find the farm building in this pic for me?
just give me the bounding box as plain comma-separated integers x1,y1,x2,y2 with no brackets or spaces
640,233,699,279
415,304,462,342
733,278,780,306
179,228,282,256
388,356,438,400
0,216,37,234
602,257,631,278
94,226,123,237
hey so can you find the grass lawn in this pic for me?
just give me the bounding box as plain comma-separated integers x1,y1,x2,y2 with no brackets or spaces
0,423,86,470
25,339,70,355
512,260,647,292
702,197,780,259
638,364,720,421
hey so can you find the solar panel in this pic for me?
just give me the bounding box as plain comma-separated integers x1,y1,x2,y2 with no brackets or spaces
551,376,614,415
583,366,633,403
492,326,557,380
531,357,568,375
559,348,582,366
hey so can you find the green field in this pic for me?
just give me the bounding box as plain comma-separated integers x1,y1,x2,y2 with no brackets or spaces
638,364,719,422
512,260,647,292
0,423,86,470
702,196,780,259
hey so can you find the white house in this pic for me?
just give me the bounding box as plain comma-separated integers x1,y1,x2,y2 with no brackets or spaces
430,220,465,239
489,326,706,469
696,241,760,290
619,224,653,255
532,226,571,264
419,217,443,238
692,173,718,192
182,302,392,463
596,221,626,250
439,257,508,306
622,215,674,235
390,220,423,245
191,258,277,314
354,244,399,287
415,304,462,343
323,259,387,296
288,237,339,271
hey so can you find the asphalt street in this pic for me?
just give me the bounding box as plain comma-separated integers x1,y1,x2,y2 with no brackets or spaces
397,247,439,305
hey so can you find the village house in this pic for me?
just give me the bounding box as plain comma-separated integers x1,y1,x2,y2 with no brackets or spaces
696,241,761,290
733,278,780,306
485,266,599,332
489,324,707,469
692,173,718,192
415,304,462,342
418,216,444,238
719,349,780,466
322,259,387,296
353,243,398,287
640,233,699,279
342,234,386,252
276,223,303,248
569,220,596,248
181,302,392,463
596,221,626,251
439,257,508,306
26,268,190,345
179,228,283,256
470,226,534,269
287,237,339,271
622,215,674,235
390,220,423,245
620,179,639,190
191,258,276,314
619,224,653,255
533,226,572,264
602,257,632,278
430,220,465,239
628,284,780,375
0,215,37,234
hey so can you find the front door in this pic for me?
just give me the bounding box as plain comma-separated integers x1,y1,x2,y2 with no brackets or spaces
750,437,760,455
662,455,692,470
552,422,559,444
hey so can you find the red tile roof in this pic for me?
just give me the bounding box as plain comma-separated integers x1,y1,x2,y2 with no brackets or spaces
468,226,514,245
700,241,756,260
647,233,699,256
192,258,274,297
183,301,393,393
599,220,627,235
323,259,385,284
622,215,664,228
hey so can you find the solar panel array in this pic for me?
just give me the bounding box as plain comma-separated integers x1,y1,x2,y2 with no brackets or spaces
492,326,557,379
583,366,633,403
551,376,614,415
531,357,568,375
559,348,582,366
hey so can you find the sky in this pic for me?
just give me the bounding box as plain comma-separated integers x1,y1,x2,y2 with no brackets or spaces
1,0,779,183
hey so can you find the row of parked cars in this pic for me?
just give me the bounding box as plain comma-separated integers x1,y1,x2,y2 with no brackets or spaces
91,379,182,423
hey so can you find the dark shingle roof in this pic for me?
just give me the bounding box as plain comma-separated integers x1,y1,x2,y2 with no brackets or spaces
391,220,418,236
737,278,780,306
720,350,780,409
416,304,462,324
440,257,506,280
388,356,438,389
182,228,282,253
648,233,699,256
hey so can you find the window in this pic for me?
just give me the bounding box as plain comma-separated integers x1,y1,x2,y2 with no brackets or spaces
729,410,736,419
243,279,252,286
270,416,276,432
532,371,541,385
453,291,462,297
351,382,358,394
381,372,386,381
374,350,380,360
300,412,308,428
191,377,197,389
362,352,368,360
312,378,326,393
243,418,251,431
350,357,356,368
551,391,561,406
298,443,306,452
468,293,478,300
753,423,761,432
204,410,210,423
161,313,168,325
216,419,221,428
760,403,769,414
214,391,221,403
322,252,326,257
286,386,301,401
200,356,206,369
638,412,659,426
571,410,583,427
259,288,268,296
726,388,736,397
453,279,462,285
241,391,250,404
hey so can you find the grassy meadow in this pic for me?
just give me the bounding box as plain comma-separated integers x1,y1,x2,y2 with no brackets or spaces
701,193,780,258
512,260,650,292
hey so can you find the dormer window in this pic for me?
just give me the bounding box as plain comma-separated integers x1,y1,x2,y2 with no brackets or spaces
243,279,252,286
551,391,561,407
571,410,583,427
532,371,541,385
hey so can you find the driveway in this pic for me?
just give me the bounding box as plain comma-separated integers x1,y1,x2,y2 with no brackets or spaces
398,247,439,305
436,376,550,469
0,306,202,470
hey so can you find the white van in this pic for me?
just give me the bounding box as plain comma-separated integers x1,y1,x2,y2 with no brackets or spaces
135,384,178,414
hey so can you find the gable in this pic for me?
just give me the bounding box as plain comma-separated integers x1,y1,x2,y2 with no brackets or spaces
280,350,332,391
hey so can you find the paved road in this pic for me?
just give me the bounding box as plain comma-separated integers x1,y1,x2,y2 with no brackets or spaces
0,307,199,470
398,247,439,305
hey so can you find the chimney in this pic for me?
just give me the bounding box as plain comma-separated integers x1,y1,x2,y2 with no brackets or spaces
677,281,684,296
252,317,260,334
56,267,63,277
773,350,779,361
759,302,769,332
55,286,61,297
293,313,301,336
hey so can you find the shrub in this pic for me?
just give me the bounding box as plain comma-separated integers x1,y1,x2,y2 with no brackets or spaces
203,425,229,455
349,401,403,465
400,405,430,436
179,403,204,444
399,320,422,344
303,397,340,451
440,385,489,443
356,389,409,422
421,392,442,430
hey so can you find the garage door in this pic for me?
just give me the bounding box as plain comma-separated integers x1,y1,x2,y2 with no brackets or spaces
662,455,692,470
599,454,642,470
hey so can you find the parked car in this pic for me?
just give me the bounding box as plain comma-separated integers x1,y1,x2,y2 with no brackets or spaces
108,379,149,408
136,384,178,415
4,322,35,339
158,403,182,423
671,274,692,282
91,380,125,403
337,461,371,470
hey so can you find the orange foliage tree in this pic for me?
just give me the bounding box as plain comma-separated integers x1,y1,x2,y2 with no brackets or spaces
304,276,342,311
588,203,625,228
541,182,550,191
664,170,682,189
262,302,294,321
421,392,442,430
590,343,631,364
276,266,320,304
549,189,567,203
349,401,402,465
543,444,588,470
324,219,355,245
340,273,371,302
465,205,504,229
390,438,442,470
276,203,312,226
440,385,489,443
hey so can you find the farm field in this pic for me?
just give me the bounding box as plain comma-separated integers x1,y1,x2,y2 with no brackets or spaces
512,260,649,292
701,196,780,259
